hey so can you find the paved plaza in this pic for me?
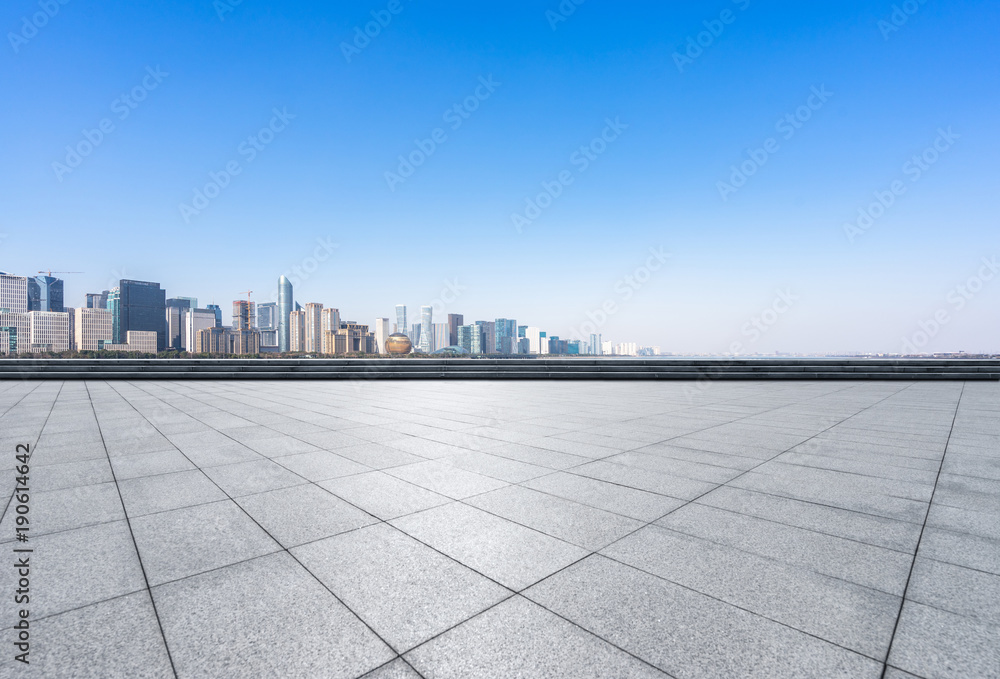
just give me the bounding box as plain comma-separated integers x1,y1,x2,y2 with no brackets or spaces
0,379,997,678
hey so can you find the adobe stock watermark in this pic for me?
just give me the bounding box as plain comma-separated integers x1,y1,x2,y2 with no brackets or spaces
717,85,833,201
51,66,169,182
179,107,295,223
341,0,408,63
265,237,339,304
511,117,628,233
8,0,70,53
673,0,751,73
843,127,958,243
900,256,998,354
683,287,799,402
878,0,930,40
214,0,244,21
571,247,670,339
546,0,585,31
385,75,501,192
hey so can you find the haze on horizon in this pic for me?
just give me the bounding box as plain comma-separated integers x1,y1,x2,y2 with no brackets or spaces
3,0,998,354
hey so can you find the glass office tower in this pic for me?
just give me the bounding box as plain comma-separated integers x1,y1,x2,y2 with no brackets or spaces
277,275,293,353
27,275,65,312
419,306,433,353
395,305,407,336
111,280,167,350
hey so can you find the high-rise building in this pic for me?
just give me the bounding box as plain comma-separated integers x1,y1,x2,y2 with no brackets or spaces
288,309,306,352
206,304,223,327
0,311,28,354
419,306,433,353
194,327,229,354
110,279,166,351
432,322,449,352
165,298,193,350
589,333,602,356
232,300,256,330
448,313,463,346
495,318,517,354
304,303,323,353
28,311,70,352
27,275,65,312
395,305,407,336
321,308,340,354
0,273,28,313
85,291,109,310
257,301,278,347
458,324,483,354
277,275,293,352
373,318,390,354
184,308,217,351
71,307,113,351
330,322,374,354
475,321,496,355
410,323,421,349
525,327,543,354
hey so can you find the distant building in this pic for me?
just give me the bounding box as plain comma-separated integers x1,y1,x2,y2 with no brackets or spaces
448,313,464,346
277,275,293,352
289,309,306,352
103,330,158,354
110,280,167,351
458,324,483,354
321,308,340,354
230,329,261,355
71,307,112,351
304,303,323,353
0,273,28,313
432,322,449,352
329,322,374,354
525,327,543,354
85,291,109,310
0,311,28,354
395,305,407,336
495,318,517,354
28,311,70,352
257,301,278,348
165,298,193,350
373,318,390,354
183,308,217,352
419,306,433,353
476,321,495,355
410,323,421,348
589,333,602,356
206,304,223,327
28,275,64,312
194,327,229,354
232,300,256,330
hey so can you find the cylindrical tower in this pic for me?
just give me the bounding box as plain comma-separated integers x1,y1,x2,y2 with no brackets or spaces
277,275,293,353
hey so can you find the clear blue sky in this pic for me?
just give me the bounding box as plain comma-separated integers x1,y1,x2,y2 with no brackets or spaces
2,0,998,353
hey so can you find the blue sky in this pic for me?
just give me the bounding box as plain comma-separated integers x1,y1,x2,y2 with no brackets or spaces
2,0,998,353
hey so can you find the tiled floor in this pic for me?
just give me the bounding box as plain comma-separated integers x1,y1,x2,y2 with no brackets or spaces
1,379,997,678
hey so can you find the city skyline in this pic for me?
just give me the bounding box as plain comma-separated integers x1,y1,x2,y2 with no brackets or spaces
3,1,998,353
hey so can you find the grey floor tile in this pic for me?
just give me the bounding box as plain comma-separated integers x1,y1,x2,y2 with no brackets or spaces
0,482,124,538
109,449,196,480
337,442,428,470
467,484,645,551
0,521,145,623
237,483,377,548
524,471,684,521
293,523,510,652
602,524,900,659
320,471,452,520
241,435,322,457
385,459,508,500
440,449,550,483
202,458,306,497
486,442,592,469
153,552,394,678
571,459,720,500
31,458,113,492
360,659,423,678
888,601,999,679
119,469,227,517
658,503,913,595
274,450,371,481
524,555,881,679
907,557,1000,624
917,527,1000,575
405,595,668,679
131,500,281,585
8,592,173,678
391,502,587,590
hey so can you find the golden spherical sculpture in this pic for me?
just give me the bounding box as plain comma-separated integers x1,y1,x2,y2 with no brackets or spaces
384,333,413,355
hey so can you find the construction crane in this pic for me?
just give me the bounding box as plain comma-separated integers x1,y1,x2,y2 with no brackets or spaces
38,270,83,277
237,290,253,303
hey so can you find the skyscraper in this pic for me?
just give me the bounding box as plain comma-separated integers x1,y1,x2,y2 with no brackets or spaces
71,307,112,351
373,318,390,354
321,307,340,354
27,275,65,312
277,275,293,353
475,321,495,355
447,313,463,346
304,303,323,353
85,291,109,310
0,272,28,313
232,300,256,330
165,298,193,350
395,305,407,336
206,304,223,327
110,279,166,351
432,322,449,352
419,305,433,353
257,301,278,347
288,309,306,352
495,318,517,354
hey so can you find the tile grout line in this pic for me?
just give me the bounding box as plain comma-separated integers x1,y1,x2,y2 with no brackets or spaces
85,381,181,679
878,381,966,679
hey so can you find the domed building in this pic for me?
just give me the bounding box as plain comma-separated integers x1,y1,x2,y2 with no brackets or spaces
384,333,413,355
